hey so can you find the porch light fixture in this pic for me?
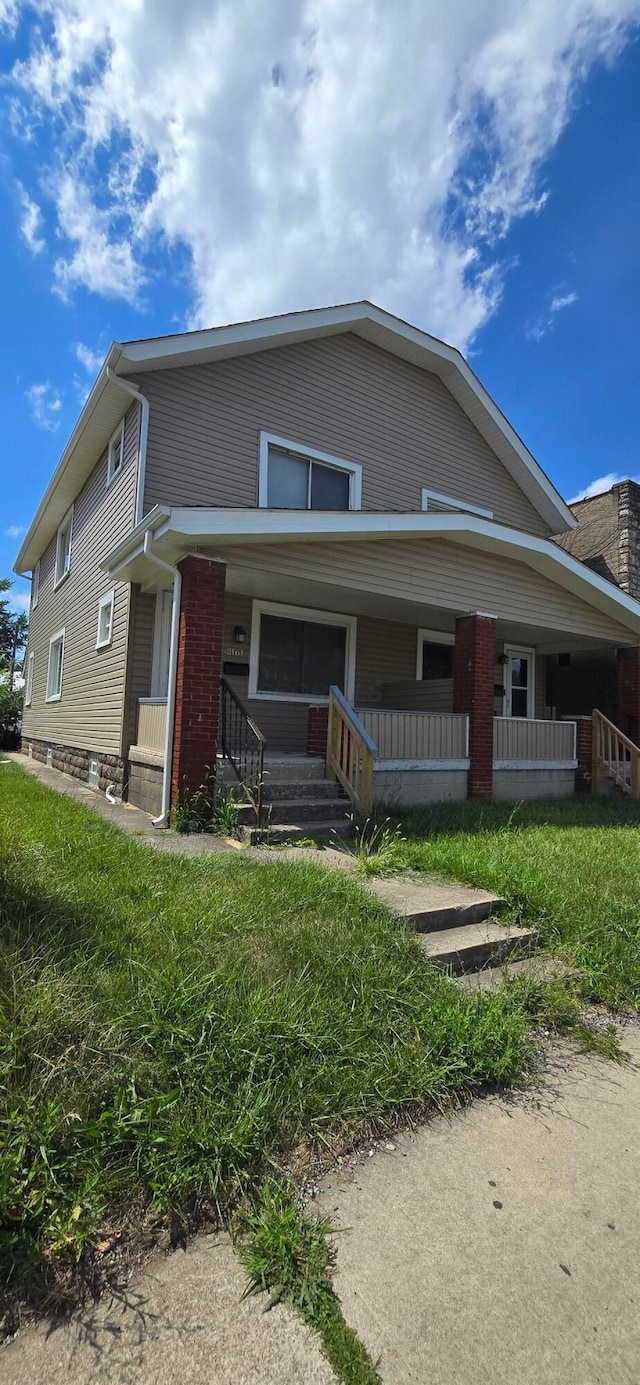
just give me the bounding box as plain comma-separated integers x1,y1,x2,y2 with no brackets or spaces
234,625,247,644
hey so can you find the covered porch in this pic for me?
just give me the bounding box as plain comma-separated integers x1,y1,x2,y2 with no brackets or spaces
105,504,640,815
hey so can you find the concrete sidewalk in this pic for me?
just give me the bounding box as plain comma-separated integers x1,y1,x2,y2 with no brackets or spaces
3,1235,335,1385
317,1021,640,1385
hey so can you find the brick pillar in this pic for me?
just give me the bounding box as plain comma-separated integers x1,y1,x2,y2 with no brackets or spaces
171,557,226,806
617,646,640,743
307,706,329,757
453,614,496,800
570,715,593,794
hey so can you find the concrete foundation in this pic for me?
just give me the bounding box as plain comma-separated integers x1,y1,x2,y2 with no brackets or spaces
373,767,468,806
493,768,575,800
23,737,125,795
128,758,164,815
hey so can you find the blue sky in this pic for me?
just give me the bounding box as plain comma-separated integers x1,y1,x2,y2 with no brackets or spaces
1,2,640,614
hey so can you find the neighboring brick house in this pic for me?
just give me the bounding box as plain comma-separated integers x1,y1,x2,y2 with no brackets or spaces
550,481,640,741
15,302,640,822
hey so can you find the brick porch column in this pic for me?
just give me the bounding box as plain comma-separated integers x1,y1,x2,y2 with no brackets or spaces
453,613,496,800
171,556,226,806
569,715,593,794
617,646,640,744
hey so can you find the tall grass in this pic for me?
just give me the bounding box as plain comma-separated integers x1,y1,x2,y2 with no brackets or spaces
368,797,640,1010
0,762,534,1314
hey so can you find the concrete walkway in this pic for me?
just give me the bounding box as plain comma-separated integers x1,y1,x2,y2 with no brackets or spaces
317,1021,640,1385
3,1234,335,1385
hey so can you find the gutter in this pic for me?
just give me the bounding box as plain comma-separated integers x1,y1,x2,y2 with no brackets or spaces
106,369,149,524
141,530,181,828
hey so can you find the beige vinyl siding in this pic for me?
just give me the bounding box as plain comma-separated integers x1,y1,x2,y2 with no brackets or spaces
133,333,550,536
124,587,156,752
224,537,633,644
22,403,140,756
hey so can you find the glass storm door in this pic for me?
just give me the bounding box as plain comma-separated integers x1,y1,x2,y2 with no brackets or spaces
504,646,535,718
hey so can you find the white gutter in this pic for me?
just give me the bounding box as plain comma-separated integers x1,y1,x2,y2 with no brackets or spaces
106,369,149,524
142,530,181,827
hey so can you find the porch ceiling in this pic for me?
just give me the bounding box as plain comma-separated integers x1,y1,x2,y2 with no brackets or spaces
104,506,640,651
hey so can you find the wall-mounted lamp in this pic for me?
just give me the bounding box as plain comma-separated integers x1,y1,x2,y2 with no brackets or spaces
497,652,508,665
234,625,247,644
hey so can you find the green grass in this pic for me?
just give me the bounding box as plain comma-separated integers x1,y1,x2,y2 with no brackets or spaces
0,761,537,1337
236,1183,381,1384
360,797,640,1011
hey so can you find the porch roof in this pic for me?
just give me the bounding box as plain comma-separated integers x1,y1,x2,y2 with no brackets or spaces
104,505,640,646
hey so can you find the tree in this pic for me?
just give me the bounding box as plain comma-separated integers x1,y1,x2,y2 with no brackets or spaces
0,578,28,683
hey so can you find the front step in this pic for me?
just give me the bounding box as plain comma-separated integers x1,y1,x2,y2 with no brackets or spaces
418,920,539,975
240,819,353,845
262,779,344,803
237,796,349,826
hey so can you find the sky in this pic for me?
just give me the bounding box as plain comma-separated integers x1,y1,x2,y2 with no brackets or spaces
1,0,640,615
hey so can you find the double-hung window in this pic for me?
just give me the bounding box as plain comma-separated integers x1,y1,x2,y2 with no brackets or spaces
96,591,115,649
25,652,34,705
259,433,362,510
32,560,40,609
416,628,455,681
107,421,124,484
249,601,356,702
46,628,65,702
55,508,73,587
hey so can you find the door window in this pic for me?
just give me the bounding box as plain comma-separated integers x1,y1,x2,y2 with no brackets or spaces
505,647,535,718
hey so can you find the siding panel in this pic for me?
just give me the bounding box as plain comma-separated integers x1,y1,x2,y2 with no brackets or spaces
134,334,550,535
22,404,140,756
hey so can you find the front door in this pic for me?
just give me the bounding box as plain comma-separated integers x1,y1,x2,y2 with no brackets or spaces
504,646,535,718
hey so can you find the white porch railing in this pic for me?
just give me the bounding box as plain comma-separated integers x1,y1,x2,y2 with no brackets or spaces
135,697,167,755
493,717,576,768
357,709,469,764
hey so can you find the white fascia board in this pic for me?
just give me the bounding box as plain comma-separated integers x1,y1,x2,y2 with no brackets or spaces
112,506,640,638
100,505,170,574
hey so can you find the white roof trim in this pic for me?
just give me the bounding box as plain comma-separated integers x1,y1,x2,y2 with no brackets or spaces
103,506,640,639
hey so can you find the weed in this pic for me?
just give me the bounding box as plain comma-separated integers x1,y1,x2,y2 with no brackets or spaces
236,1182,380,1384
337,814,406,870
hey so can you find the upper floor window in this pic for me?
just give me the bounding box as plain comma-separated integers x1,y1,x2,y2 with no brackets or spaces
421,488,493,520
96,590,115,649
107,420,125,484
32,560,40,609
258,432,362,511
54,507,73,587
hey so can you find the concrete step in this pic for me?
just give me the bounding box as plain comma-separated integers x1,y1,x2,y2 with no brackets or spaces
240,819,353,845
456,955,573,992
262,779,341,802
237,797,349,826
367,877,502,933
419,920,539,975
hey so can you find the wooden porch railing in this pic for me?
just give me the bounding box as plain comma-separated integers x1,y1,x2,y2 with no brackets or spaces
592,708,640,798
326,686,377,817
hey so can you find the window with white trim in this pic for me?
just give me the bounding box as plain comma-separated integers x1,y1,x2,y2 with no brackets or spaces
259,432,362,511
25,652,34,705
46,628,65,702
32,560,40,609
54,508,73,586
249,601,356,702
107,420,125,484
416,628,455,681
421,488,493,520
96,591,115,649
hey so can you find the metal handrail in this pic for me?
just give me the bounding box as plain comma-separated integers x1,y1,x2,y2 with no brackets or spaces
220,676,266,822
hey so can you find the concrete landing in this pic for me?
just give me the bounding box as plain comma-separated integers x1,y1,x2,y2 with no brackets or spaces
3,1235,335,1385
369,876,501,931
419,919,539,974
317,1021,640,1385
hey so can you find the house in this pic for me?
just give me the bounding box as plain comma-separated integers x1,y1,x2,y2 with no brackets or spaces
15,302,640,826
549,480,640,741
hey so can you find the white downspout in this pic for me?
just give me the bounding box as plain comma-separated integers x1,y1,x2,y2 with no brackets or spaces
142,530,181,828
106,369,149,524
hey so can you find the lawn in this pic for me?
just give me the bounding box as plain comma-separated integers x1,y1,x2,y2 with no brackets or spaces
368,796,640,1011
0,760,536,1335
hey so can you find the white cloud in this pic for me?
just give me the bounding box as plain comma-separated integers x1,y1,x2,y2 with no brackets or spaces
527,286,578,340
74,341,103,374
8,589,31,614
18,184,45,254
6,1,640,348
570,472,640,503
25,381,63,430
4,524,26,538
